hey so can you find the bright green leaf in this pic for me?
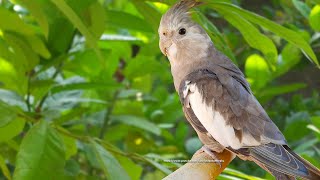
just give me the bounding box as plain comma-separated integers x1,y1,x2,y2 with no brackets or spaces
206,2,319,66
0,118,25,142
115,154,143,180
50,0,104,66
215,8,278,65
17,0,50,38
131,0,162,32
245,54,271,90
309,5,320,31
25,35,51,59
86,2,106,39
193,11,236,63
0,7,35,35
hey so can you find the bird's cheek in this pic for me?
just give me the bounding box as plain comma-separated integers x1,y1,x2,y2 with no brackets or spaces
167,43,178,60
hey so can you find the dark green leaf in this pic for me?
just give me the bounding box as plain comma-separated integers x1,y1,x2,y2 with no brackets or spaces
292,0,311,18
106,10,153,32
111,115,161,136
90,141,130,180
13,121,66,180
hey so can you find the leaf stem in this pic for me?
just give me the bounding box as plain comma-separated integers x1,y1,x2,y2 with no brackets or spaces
99,90,119,139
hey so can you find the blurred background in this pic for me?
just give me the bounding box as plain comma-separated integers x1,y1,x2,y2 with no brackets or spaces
0,0,319,179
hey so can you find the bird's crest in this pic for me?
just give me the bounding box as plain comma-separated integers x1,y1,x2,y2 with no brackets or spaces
160,0,203,29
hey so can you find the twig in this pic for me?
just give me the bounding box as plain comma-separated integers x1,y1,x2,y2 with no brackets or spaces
35,63,63,114
25,72,32,112
99,90,120,139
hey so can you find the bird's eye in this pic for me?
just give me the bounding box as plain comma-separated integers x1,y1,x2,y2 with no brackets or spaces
179,28,186,35
163,32,166,36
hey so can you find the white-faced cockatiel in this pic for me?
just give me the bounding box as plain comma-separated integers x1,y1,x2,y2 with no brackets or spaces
158,0,320,179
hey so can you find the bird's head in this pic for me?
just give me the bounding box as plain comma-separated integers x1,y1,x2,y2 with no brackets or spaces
159,0,211,62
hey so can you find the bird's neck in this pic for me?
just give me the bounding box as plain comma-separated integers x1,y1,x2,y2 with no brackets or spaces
170,41,216,91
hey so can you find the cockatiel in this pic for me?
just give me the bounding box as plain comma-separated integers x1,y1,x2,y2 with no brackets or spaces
158,0,320,179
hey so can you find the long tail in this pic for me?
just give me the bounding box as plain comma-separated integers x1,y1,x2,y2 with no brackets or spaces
250,144,320,180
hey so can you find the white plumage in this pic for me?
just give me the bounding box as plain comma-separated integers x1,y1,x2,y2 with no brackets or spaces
187,83,260,149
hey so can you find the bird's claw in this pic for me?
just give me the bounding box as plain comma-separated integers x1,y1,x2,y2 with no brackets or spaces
195,146,222,168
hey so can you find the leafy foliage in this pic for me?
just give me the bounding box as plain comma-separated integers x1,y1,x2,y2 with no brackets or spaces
0,0,319,179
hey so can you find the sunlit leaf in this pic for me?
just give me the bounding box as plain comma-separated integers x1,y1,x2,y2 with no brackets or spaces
245,54,271,90
131,0,162,32
17,0,50,38
309,5,320,31
0,7,35,35
206,1,319,66
50,0,104,66
214,8,278,65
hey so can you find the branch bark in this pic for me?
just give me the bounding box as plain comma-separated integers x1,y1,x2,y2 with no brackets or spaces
163,149,234,180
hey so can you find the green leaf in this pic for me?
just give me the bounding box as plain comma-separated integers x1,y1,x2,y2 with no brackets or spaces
0,118,25,142
193,11,236,63
50,0,104,66
64,49,110,78
0,100,18,127
50,82,120,94
258,83,306,103
309,5,320,31
111,115,161,136
145,154,172,175
207,2,319,66
90,141,130,180
185,137,202,154
274,43,302,78
114,154,143,180
222,168,265,180
61,133,77,159
0,154,11,180
245,54,271,90
105,10,153,32
85,1,106,39
292,0,311,18
311,116,320,128
131,0,162,32
3,32,39,72
25,35,51,59
13,121,66,180
284,112,310,141
215,8,278,65
0,7,35,35
17,0,50,38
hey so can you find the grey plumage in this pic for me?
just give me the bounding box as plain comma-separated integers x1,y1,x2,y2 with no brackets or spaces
158,0,320,179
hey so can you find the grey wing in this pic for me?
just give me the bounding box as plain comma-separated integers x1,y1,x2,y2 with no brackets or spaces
179,68,286,149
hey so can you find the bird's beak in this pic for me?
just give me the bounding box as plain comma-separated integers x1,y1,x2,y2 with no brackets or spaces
159,39,173,57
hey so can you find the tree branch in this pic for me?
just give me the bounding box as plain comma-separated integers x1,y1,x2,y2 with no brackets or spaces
164,149,234,180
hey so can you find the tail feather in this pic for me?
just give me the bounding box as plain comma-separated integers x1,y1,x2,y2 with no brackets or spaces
250,144,320,180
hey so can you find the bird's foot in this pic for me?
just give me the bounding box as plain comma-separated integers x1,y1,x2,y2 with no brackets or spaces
194,145,222,168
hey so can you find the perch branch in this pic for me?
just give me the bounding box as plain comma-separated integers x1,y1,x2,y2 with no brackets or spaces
163,149,234,180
